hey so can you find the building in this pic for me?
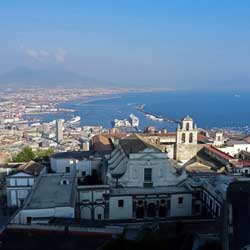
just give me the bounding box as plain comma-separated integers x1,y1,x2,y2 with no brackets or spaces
77,135,193,220
56,119,64,143
11,173,77,224
76,185,110,220
129,113,139,128
175,116,198,162
107,134,187,187
6,161,45,207
213,132,224,146
77,184,193,221
218,140,250,157
229,159,250,176
50,151,109,178
113,119,131,128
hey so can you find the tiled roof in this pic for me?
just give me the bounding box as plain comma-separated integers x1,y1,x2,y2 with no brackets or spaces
119,134,160,156
205,145,234,160
92,135,113,151
14,161,44,176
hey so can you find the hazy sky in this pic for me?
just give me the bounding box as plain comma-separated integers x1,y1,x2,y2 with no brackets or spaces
1,0,250,89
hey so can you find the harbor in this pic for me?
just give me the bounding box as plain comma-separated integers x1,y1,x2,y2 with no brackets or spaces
135,105,181,124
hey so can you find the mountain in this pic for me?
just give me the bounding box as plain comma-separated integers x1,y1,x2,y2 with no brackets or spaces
0,67,103,87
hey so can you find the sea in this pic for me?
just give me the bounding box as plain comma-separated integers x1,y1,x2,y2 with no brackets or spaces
25,90,250,133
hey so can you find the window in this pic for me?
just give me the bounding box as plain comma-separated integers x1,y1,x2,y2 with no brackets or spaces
203,193,207,202
245,169,248,174
61,179,69,185
209,199,213,208
65,167,70,173
178,197,183,204
144,168,152,182
186,123,190,131
195,204,201,213
195,191,201,199
92,169,97,175
189,133,193,143
118,199,124,207
181,133,186,143
215,205,220,216
81,171,86,177
97,214,102,220
27,217,32,224
138,200,143,205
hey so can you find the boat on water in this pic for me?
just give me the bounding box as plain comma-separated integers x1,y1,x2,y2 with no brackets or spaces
68,116,81,124
146,114,164,122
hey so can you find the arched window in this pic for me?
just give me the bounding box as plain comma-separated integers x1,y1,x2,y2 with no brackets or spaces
189,133,193,143
217,136,221,141
186,123,190,131
181,133,186,143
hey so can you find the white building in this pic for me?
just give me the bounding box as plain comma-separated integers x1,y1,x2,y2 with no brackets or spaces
50,151,106,178
78,135,193,221
56,119,64,143
77,185,110,220
129,113,139,128
6,161,45,207
107,134,186,188
113,119,131,128
218,140,250,157
213,132,224,146
11,174,77,224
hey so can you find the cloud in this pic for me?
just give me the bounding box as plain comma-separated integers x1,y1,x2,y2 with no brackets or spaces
24,48,67,63
25,49,50,61
54,48,67,63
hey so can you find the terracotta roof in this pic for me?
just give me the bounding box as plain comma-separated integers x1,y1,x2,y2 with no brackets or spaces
197,134,211,142
92,135,113,152
100,133,129,139
205,145,234,160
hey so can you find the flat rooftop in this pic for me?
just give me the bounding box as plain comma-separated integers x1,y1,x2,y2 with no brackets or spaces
24,174,76,209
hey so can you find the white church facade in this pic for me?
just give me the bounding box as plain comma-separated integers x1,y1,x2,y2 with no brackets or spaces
77,135,194,220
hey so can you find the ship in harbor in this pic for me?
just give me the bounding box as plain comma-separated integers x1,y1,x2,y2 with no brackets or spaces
68,115,81,124
146,114,164,122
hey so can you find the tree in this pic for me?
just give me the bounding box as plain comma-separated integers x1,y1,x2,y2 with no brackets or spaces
34,148,54,162
12,146,35,162
11,147,54,163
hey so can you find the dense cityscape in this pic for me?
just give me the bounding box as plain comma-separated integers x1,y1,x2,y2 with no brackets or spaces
1,1,250,250
0,87,249,250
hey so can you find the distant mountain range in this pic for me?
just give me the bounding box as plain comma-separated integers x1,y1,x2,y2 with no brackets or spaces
0,67,108,87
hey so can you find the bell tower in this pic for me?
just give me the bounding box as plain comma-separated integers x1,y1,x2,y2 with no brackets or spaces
175,115,198,162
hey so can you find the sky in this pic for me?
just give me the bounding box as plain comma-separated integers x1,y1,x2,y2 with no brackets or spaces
1,0,250,89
